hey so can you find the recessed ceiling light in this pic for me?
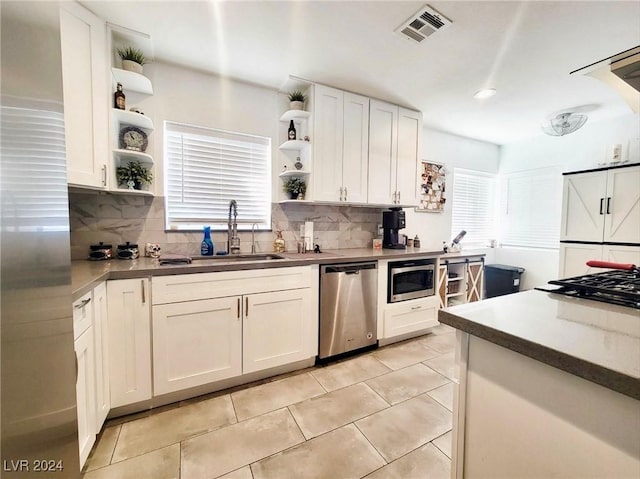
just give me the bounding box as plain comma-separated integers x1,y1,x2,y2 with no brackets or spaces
473,88,496,99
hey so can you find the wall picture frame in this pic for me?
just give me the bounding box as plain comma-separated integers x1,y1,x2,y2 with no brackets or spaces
416,161,446,212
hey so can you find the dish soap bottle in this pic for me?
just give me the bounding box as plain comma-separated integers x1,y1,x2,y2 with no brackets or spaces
273,230,285,253
201,226,214,255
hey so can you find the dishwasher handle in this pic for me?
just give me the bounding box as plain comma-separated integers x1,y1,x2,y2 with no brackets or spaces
322,262,377,275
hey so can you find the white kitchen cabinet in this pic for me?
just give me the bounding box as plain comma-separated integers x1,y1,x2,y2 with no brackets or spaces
72,291,93,340
313,85,369,203
559,243,640,278
368,100,421,206
92,282,110,430
560,164,640,244
438,257,485,308
75,326,96,469
243,288,312,374
382,295,439,339
60,2,108,189
151,266,318,395
107,278,152,407
152,296,242,395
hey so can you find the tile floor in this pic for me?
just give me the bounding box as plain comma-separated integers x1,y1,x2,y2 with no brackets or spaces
83,324,456,479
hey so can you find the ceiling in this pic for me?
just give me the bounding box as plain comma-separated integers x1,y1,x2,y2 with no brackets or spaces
83,1,639,145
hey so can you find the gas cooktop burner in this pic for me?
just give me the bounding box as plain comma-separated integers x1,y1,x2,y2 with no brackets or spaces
537,270,640,309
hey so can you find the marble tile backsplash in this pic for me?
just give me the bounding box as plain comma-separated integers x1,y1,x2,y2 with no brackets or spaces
69,192,384,260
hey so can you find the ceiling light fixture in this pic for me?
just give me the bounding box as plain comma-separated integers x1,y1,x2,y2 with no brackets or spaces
473,88,496,99
541,112,588,136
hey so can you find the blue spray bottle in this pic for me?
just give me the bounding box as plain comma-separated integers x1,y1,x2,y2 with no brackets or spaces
201,226,214,255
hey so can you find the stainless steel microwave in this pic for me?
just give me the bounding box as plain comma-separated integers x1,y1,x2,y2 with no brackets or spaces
387,259,436,303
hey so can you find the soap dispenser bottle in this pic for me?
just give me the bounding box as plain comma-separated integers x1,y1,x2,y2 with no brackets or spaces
201,226,214,255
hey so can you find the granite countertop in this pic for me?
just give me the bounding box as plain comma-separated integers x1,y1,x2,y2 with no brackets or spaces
438,290,640,400
71,247,487,299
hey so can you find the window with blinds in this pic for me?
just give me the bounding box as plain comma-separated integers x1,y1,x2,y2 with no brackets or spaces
450,169,497,246
499,168,561,249
164,121,272,231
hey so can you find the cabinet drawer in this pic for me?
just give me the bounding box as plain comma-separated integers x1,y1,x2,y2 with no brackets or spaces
382,295,439,339
73,291,93,339
152,266,312,304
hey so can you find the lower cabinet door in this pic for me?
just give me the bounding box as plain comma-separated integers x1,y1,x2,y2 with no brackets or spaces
92,282,109,431
383,295,439,339
107,279,152,408
75,326,96,469
243,288,311,374
153,296,243,395
466,261,484,303
559,243,603,278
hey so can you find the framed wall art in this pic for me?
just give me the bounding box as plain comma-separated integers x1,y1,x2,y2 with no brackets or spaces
416,161,446,212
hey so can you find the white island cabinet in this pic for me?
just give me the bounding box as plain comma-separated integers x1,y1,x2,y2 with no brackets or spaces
440,290,640,478
151,266,318,396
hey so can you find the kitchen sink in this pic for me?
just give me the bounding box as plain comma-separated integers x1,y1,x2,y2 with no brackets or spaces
191,254,286,262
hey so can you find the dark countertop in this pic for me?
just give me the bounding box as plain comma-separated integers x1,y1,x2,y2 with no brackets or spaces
72,247,487,299
438,290,640,400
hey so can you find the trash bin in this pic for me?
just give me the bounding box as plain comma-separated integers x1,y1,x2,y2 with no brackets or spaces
485,264,525,298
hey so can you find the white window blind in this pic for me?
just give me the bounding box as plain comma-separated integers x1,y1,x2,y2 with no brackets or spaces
499,168,561,249
164,121,271,230
451,169,496,246
1,106,69,232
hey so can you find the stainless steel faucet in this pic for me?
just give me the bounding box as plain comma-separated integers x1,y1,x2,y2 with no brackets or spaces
227,200,241,254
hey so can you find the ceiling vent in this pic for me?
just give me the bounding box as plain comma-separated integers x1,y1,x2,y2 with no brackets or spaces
395,4,452,43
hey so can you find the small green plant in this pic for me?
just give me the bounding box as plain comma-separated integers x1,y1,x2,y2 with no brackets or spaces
283,177,306,197
116,160,152,188
117,46,147,65
288,90,306,102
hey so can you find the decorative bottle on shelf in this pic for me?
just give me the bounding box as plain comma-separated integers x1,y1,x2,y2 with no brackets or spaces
273,230,286,253
201,226,214,256
288,120,296,140
114,82,126,110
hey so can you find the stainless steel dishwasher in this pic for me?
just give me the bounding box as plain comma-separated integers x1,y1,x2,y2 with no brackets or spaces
319,262,378,359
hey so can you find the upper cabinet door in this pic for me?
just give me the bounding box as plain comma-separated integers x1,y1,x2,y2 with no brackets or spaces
604,165,640,244
60,3,108,189
368,99,398,204
560,170,607,242
313,84,344,201
342,92,369,203
396,108,422,206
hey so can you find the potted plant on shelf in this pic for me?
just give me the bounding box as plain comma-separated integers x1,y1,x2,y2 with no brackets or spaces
117,46,147,74
288,90,306,111
283,176,306,200
116,160,153,190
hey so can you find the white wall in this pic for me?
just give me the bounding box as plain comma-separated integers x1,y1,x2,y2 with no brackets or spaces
405,128,500,256
495,112,640,290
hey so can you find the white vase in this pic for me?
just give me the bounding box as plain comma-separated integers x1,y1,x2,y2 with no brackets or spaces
122,59,143,75
290,101,304,111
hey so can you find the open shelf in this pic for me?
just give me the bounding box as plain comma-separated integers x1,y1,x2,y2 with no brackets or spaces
112,109,154,130
111,68,153,95
279,170,311,177
113,149,154,164
279,140,310,151
279,110,311,122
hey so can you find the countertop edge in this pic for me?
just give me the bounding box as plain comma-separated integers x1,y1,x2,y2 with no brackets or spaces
438,309,640,401
72,248,488,299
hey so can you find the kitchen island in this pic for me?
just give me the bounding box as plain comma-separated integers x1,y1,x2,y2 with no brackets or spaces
438,290,640,478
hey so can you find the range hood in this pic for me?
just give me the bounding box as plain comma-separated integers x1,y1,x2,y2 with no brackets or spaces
611,49,640,92
571,46,640,113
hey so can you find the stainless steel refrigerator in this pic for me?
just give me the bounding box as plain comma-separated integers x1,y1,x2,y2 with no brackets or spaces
1,2,81,477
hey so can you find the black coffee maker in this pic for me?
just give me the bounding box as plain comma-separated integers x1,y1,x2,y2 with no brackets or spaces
382,208,406,249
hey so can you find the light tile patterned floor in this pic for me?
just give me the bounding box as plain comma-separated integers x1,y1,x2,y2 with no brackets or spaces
84,325,456,479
